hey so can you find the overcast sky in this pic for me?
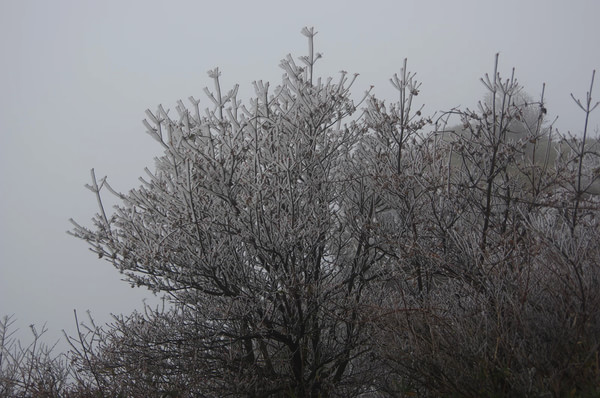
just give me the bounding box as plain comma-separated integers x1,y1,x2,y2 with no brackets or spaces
1,0,599,348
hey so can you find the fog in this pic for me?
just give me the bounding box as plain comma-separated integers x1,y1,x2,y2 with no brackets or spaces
1,0,598,348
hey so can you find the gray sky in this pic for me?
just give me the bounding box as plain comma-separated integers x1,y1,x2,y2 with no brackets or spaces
1,0,599,347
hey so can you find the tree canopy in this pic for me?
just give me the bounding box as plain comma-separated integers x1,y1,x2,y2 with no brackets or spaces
3,28,599,397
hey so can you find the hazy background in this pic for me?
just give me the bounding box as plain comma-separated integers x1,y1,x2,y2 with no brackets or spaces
1,0,599,348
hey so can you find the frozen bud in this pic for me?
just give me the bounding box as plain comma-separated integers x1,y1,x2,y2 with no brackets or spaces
207,68,221,79
301,26,316,37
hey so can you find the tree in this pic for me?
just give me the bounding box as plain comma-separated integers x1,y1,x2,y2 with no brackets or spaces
70,27,391,397
365,57,600,396
0,315,70,397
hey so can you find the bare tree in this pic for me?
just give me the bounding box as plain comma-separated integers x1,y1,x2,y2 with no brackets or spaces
368,58,600,396
69,27,392,397
1,315,70,397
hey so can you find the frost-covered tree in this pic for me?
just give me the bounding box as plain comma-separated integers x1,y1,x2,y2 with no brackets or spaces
70,28,391,397
0,315,70,397
364,59,600,396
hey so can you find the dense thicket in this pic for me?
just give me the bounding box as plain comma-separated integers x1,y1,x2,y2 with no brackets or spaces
2,29,599,397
